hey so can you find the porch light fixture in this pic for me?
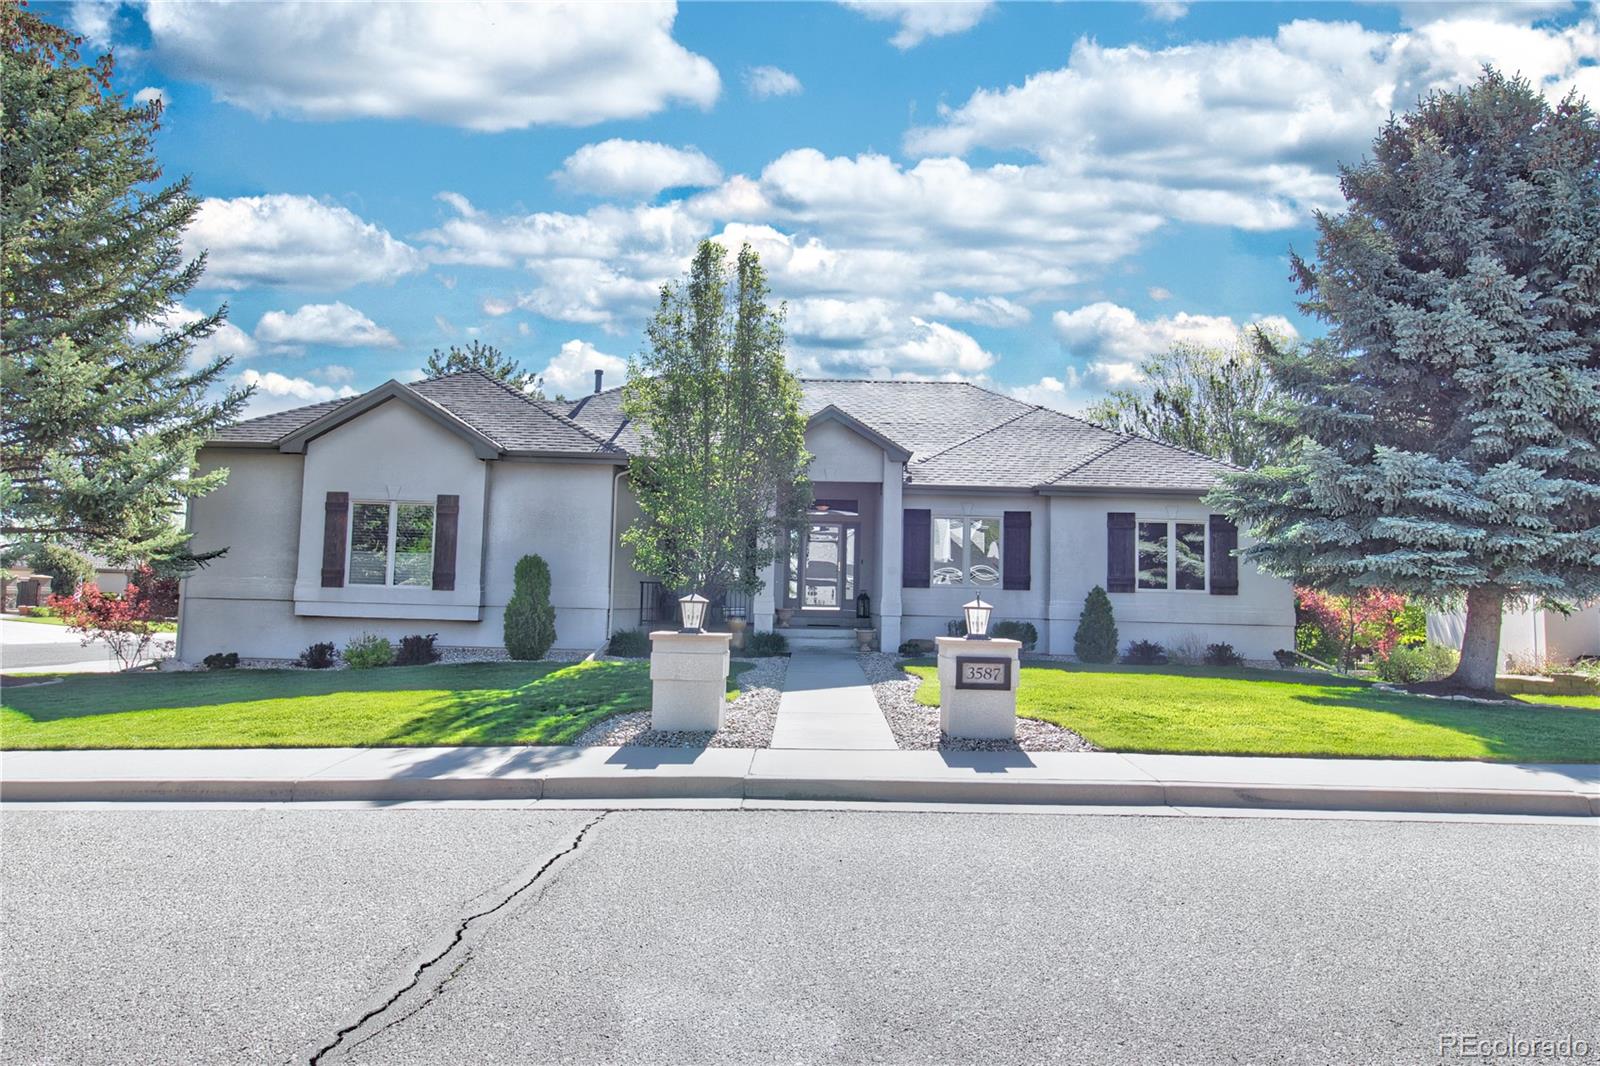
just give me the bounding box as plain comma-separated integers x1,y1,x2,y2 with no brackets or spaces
962,596,993,640
678,592,710,633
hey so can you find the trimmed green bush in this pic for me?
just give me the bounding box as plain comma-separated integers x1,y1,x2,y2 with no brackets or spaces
297,642,336,669
395,633,441,666
202,651,239,670
607,628,650,658
898,638,936,656
992,620,1038,650
746,630,789,656
1374,643,1460,684
504,554,557,660
343,633,394,670
1204,642,1243,667
1073,586,1118,663
1123,640,1168,665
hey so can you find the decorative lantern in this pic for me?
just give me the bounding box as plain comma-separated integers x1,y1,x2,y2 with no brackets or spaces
856,592,872,620
678,592,710,633
962,595,993,639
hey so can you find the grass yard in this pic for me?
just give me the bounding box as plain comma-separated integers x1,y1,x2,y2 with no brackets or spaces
4,613,176,632
0,660,750,750
904,661,1600,762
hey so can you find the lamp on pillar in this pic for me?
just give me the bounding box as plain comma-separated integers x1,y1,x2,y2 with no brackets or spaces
962,595,993,640
678,592,710,633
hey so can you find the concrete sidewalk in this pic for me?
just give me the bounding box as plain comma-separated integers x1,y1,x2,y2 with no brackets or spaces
770,652,897,750
3,746,1597,815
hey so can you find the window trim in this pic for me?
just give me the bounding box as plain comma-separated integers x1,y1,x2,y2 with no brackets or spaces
347,499,437,589
930,514,1003,589
1134,516,1209,593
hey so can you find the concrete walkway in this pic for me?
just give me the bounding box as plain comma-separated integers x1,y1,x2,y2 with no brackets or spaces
3,747,1597,816
770,651,897,750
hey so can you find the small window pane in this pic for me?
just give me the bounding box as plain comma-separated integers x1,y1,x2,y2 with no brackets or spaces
932,517,964,586
394,504,435,587
349,504,390,585
968,518,1001,587
1137,521,1169,590
1175,522,1206,591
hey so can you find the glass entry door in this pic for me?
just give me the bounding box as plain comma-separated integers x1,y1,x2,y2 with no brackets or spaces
800,521,857,610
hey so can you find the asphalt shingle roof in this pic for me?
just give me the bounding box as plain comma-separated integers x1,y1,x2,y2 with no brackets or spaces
211,371,1232,491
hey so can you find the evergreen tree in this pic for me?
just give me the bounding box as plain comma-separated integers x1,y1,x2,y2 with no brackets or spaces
1073,586,1118,663
1,4,249,567
1210,71,1600,692
503,553,556,659
425,340,543,397
622,240,810,598
1084,329,1284,468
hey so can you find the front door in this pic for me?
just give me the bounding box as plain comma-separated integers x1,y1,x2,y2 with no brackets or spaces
800,521,858,611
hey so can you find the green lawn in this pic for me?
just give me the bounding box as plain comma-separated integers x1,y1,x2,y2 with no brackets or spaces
5,613,176,632
1,660,749,750
904,661,1600,762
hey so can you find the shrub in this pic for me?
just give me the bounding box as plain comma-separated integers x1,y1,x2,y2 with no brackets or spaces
898,638,935,656
297,642,337,669
504,554,557,660
946,617,968,637
746,630,789,656
343,632,394,669
29,543,95,596
1166,633,1208,665
991,620,1038,650
1073,586,1118,663
1122,639,1168,665
607,628,650,658
1273,649,1299,669
20,604,56,618
1294,586,1409,669
126,564,179,619
395,633,442,666
1203,642,1243,667
203,652,240,670
1374,643,1460,684
47,586,160,669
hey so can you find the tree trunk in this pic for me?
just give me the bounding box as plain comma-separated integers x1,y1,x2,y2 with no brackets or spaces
1450,585,1505,693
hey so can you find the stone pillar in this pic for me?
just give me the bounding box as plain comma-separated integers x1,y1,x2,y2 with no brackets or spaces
935,636,1022,740
879,456,904,652
649,631,733,732
753,556,777,633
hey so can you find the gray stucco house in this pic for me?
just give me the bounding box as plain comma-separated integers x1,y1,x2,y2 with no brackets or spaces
177,369,1294,663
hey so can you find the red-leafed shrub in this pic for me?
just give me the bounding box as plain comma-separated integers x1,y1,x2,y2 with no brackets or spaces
126,564,179,619
48,584,161,670
1294,587,1408,670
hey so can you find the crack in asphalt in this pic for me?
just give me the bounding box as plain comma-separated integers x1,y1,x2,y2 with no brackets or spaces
306,811,610,1064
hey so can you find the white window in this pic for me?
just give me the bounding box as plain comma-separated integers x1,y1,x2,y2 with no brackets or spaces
1137,519,1207,592
349,501,435,588
932,516,1001,588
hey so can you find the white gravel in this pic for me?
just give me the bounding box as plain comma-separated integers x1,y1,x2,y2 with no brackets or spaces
573,655,787,749
857,652,1096,753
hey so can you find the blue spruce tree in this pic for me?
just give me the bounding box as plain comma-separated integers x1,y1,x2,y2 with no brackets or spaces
1212,70,1600,693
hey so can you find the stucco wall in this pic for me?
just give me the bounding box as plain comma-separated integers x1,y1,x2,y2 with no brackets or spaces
1044,493,1295,661
900,491,1048,644
806,419,886,483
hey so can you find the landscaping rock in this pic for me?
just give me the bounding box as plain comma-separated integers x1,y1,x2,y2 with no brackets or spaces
857,652,1096,753
574,655,786,749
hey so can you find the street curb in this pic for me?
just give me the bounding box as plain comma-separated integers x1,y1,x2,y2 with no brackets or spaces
4,772,1595,816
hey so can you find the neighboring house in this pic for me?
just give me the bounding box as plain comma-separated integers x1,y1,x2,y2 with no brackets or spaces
1,564,51,612
176,370,1294,663
1429,603,1600,671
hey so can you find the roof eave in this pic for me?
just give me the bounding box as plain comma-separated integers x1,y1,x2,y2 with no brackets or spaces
276,380,504,460
807,405,913,463
1038,484,1218,497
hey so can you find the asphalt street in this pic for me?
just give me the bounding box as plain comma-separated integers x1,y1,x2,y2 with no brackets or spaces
0,616,167,672
2,806,1596,1065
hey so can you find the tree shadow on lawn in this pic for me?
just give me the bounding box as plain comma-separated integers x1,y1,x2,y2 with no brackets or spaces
1287,689,1600,763
377,665,654,746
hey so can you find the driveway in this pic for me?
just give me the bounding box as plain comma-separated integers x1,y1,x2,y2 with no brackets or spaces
0,616,171,673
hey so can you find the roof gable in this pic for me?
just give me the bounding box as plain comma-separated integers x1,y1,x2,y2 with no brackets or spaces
277,380,502,459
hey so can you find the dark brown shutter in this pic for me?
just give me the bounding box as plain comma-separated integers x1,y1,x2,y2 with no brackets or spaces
320,492,349,588
903,509,931,588
1209,514,1239,595
432,494,460,591
1106,512,1135,593
1002,511,1031,590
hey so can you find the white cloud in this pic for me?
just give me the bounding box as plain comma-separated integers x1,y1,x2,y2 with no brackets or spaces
537,340,629,398
315,364,356,384
137,1,719,131
187,195,423,290
1006,375,1073,410
1050,302,1298,387
839,0,994,48
1147,286,1173,302
745,65,803,99
129,304,258,367
237,368,359,415
554,139,723,198
481,297,515,317
907,15,1600,226
1143,1,1188,22
921,292,1031,327
254,302,399,349
133,86,166,106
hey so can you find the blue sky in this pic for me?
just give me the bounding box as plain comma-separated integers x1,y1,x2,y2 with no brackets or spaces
63,0,1600,414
